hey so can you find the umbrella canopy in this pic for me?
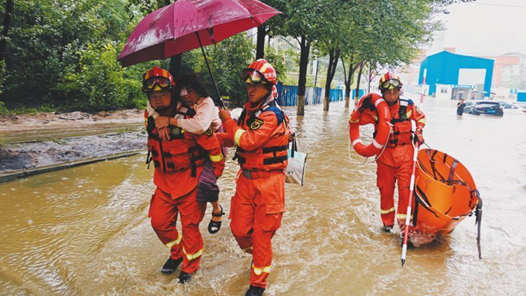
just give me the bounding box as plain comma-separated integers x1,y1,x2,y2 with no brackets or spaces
118,0,280,67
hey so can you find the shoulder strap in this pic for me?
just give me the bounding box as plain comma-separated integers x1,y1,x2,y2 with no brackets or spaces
238,109,247,125
261,100,284,125
392,98,411,123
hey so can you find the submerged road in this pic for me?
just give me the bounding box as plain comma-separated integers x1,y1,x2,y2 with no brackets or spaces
1,98,525,295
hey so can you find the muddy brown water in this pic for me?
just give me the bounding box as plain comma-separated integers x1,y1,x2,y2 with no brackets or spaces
1,98,525,295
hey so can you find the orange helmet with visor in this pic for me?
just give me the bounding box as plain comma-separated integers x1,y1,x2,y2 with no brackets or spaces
241,59,277,85
379,72,403,92
142,66,175,94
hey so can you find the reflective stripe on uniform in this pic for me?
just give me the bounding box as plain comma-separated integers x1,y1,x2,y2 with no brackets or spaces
406,110,412,118
372,139,383,149
183,247,203,261
209,153,223,162
396,213,407,220
374,98,385,107
166,234,182,249
252,264,271,275
381,207,395,214
351,139,362,147
234,129,246,146
418,118,426,124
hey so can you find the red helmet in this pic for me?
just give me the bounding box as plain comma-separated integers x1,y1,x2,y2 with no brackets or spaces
142,66,175,93
242,59,277,85
379,72,402,92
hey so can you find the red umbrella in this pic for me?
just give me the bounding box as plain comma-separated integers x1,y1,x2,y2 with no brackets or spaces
118,0,280,67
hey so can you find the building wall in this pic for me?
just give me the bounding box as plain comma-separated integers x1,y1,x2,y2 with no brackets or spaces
419,51,494,97
435,84,452,100
491,55,520,87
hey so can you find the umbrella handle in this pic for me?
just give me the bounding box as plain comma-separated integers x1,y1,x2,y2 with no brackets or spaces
196,32,225,108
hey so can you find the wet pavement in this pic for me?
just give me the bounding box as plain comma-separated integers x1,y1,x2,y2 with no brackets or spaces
0,98,525,295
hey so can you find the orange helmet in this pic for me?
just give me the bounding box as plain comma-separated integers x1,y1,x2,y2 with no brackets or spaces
379,72,402,92
242,59,277,85
142,66,175,93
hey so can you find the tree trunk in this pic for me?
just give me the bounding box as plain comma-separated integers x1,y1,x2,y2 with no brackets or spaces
296,36,310,116
313,58,319,88
354,62,364,105
367,64,372,93
342,54,356,109
340,56,349,109
169,54,182,78
323,48,340,112
256,25,266,59
0,0,14,64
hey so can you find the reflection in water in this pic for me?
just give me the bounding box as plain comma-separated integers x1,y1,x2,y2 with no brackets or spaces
1,99,525,295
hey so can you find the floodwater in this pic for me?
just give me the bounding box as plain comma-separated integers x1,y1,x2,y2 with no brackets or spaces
1,98,525,295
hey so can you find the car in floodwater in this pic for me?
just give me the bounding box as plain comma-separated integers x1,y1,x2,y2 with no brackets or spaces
462,101,476,114
497,101,520,110
467,101,504,116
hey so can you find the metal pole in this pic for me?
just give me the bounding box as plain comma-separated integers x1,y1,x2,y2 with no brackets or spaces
195,32,224,108
401,143,420,266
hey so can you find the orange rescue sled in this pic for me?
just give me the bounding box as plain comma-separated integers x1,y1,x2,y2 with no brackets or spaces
411,148,482,257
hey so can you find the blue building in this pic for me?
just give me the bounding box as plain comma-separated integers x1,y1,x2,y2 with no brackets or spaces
419,51,494,97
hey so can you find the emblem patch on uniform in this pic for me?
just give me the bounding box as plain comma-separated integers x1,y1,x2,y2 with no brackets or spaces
205,128,213,137
250,118,264,130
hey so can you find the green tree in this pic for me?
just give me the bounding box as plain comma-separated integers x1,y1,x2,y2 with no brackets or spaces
177,34,254,107
1,0,141,111
313,0,354,111
267,0,329,115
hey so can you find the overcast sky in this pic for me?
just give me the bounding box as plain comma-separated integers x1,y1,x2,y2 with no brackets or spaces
426,0,526,57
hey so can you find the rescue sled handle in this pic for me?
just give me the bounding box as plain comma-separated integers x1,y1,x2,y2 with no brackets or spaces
475,193,483,259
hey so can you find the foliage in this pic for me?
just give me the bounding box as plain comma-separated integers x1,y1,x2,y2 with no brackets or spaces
195,34,254,107
56,41,146,112
0,60,5,97
263,46,287,83
0,101,8,115
1,0,138,111
0,0,474,113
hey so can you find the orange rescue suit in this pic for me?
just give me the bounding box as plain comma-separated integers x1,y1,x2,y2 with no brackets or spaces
375,98,425,228
145,108,225,274
221,99,290,289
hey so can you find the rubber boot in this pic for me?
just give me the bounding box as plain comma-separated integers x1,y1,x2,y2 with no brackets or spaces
382,225,393,233
178,271,192,283
245,285,265,296
161,257,183,274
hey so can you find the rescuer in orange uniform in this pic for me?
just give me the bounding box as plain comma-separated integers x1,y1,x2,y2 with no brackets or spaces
142,66,225,283
376,72,425,233
218,59,290,296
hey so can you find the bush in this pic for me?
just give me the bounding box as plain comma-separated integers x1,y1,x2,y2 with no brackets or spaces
0,101,8,115
0,60,5,97
56,42,146,112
